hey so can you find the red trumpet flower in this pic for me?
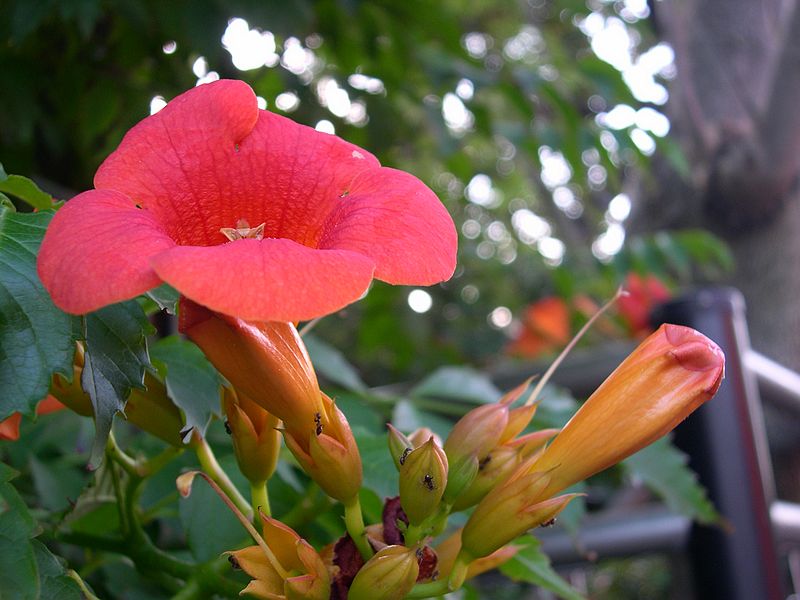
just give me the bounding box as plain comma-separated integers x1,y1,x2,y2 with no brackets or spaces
38,80,457,322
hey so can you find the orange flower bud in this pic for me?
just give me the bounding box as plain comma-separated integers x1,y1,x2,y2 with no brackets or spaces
436,529,520,581
461,468,580,558
459,324,723,559
348,545,420,600
444,404,508,463
399,437,449,525
50,344,92,417
450,429,556,511
283,393,363,503
123,372,185,446
228,515,330,600
531,323,724,497
222,387,281,484
497,403,538,445
408,427,442,448
49,343,183,446
180,300,324,439
443,404,508,501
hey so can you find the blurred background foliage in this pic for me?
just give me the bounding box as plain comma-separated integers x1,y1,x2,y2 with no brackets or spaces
0,0,732,383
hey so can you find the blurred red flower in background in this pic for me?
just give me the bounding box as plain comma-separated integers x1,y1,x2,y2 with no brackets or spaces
0,396,64,441
506,297,571,358
37,80,457,322
618,272,672,337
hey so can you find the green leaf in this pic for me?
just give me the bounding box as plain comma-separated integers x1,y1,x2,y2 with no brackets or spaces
335,393,385,434
0,170,54,210
32,540,83,600
623,437,720,524
410,366,502,405
81,301,152,468
304,333,367,392
179,475,247,562
392,400,454,440
354,430,397,499
500,535,585,600
0,208,80,420
0,463,39,600
150,336,221,440
145,283,179,314
0,192,15,211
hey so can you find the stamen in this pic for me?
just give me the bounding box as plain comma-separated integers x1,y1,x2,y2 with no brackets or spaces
220,219,266,241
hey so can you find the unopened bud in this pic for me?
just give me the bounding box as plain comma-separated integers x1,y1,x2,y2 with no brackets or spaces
123,372,184,446
348,545,420,600
436,529,520,582
444,404,508,462
443,403,509,501
408,427,442,448
180,299,324,439
399,437,449,525
222,388,281,484
283,394,362,503
387,424,413,471
532,323,724,498
462,473,580,558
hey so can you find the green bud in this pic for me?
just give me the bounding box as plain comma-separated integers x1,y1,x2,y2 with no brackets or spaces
348,546,419,600
399,437,448,525
442,454,480,505
387,424,413,472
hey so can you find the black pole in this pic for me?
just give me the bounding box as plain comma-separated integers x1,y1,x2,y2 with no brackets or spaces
654,287,783,600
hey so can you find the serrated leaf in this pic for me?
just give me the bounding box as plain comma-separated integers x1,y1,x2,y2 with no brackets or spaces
623,437,720,524
0,172,54,210
145,284,179,314
150,336,221,440
0,208,81,420
304,333,367,392
500,535,585,600
81,301,152,467
32,540,83,600
410,366,502,405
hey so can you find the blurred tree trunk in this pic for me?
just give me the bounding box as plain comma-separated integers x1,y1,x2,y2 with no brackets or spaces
641,0,800,369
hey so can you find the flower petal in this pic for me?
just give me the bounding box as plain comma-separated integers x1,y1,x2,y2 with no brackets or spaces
38,190,175,314
94,80,260,245
151,238,374,322
319,167,457,285
94,80,382,249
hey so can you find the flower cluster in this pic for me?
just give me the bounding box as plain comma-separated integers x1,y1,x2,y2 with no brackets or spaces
28,81,725,600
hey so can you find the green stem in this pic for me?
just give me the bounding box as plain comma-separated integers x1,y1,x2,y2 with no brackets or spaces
250,480,271,519
407,553,470,598
404,523,425,547
66,569,102,600
343,496,373,560
191,434,253,520
106,432,141,477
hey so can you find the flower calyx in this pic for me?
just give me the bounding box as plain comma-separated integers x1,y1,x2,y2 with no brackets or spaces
228,514,330,600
